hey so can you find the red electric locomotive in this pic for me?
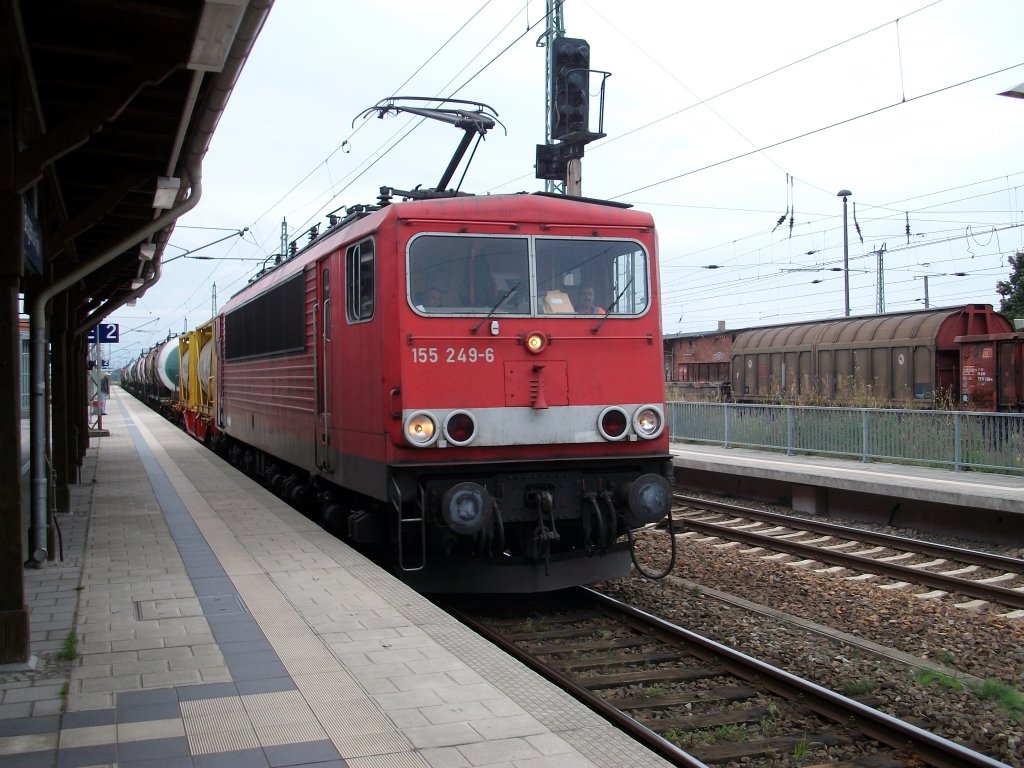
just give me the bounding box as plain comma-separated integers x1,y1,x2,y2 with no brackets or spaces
206,100,673,592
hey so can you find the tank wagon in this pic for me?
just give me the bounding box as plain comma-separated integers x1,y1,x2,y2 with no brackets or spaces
730,304,1013,407
121,335,180,414
123,98,674,593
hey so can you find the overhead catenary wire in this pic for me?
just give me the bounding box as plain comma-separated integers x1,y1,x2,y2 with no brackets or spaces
486,0,947,195
131,3,1023,346
654,173,1024,278
662,220,1022,327
610,60,1024,200
245,0,502,234
241,2,551,267
143,5,561,347
207,2,1014,265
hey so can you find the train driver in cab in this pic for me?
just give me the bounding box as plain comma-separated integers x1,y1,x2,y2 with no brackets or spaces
422,286,443,310
576,285,606,315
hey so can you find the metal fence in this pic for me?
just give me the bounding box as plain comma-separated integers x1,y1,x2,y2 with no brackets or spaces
667,401,1024,475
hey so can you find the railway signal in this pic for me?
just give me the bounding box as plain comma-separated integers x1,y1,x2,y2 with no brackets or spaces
551,37,590,141
537,36,609,195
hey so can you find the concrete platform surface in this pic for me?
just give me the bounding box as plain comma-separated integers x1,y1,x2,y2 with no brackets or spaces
2,391,672,768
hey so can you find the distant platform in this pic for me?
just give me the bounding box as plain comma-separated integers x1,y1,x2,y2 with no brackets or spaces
670,442,1024,547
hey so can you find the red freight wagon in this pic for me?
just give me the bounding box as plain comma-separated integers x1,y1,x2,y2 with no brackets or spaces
956,332,1024,412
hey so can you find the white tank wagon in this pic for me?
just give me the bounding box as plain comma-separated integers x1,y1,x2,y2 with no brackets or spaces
122,335,181,413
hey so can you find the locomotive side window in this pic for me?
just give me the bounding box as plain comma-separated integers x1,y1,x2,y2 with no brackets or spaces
346,238,374,323
223,274,305,360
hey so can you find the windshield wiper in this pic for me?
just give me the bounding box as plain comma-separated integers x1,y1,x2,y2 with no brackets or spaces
471,281,520,333
591,280,633,334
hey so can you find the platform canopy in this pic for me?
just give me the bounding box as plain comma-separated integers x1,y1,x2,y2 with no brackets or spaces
0,0,275,665
3,0,274,309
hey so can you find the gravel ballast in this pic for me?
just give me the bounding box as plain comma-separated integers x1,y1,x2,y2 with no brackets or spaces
598,519,1024,765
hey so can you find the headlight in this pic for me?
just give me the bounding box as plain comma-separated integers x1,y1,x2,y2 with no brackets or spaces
632,405,665,439
523,331,547,354
404,411,439,447
598,406,629,441
444,411,477,446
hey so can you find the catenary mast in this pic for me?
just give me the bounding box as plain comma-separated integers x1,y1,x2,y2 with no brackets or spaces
543,0,566,194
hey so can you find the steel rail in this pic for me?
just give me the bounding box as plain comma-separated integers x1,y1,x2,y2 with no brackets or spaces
443,601,711,768
674,493,1024,571
673,500,1024,611
584,588,1010,768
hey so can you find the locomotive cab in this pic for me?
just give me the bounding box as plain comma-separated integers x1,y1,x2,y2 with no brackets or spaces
372,198,673,591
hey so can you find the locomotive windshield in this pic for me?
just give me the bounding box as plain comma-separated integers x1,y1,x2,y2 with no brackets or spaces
408,234,649,317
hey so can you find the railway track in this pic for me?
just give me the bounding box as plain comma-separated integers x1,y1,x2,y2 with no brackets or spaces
672,494,1024,617
443,588,1007,768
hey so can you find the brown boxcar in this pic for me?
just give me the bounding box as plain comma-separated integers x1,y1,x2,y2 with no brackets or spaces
730,305,1013,407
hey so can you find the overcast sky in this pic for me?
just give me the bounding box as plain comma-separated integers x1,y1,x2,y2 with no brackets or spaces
105,0,1024,367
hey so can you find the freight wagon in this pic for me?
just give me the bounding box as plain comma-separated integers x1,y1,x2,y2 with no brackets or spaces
121,335,180,414
956,332,1024,411
729,305,1013,408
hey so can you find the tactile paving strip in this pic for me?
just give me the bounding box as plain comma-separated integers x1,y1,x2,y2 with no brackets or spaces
239,690,317,728
342,752,431,768
318,699,396,738
330,731,412,759
294,670,368,705
254,721,327,747
187,729,261,754
562,728,675,768
427,621,608,731
135,424,417,762
179,696,251,734
234,574,311,639
270,637,339,675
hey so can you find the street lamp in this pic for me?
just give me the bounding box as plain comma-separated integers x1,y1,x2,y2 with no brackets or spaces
837,190,852,316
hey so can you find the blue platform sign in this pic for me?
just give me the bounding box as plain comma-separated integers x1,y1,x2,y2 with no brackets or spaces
87,323,120,343
23,204,43,276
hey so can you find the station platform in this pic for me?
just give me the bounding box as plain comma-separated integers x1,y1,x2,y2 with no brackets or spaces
670,442,1024,547
3,391,672,768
